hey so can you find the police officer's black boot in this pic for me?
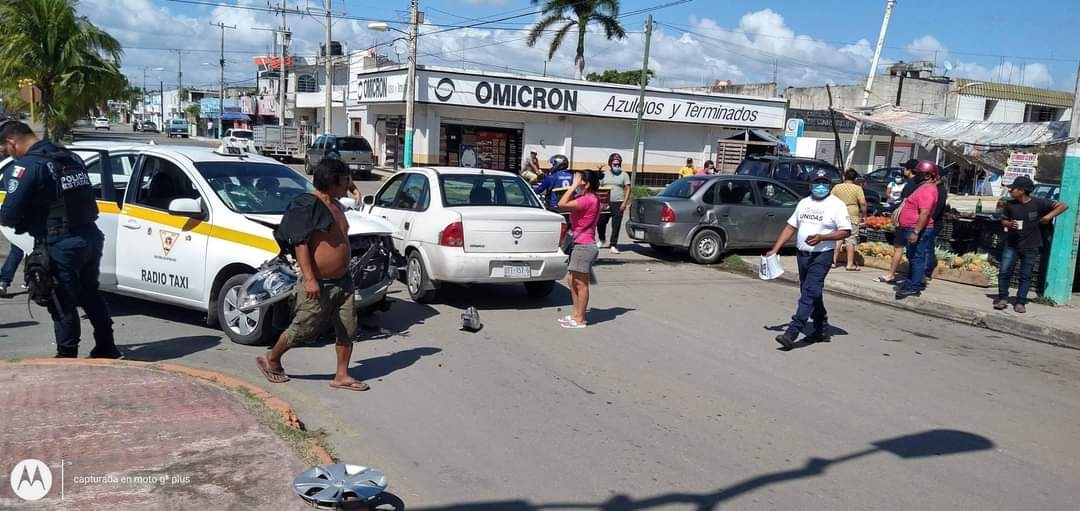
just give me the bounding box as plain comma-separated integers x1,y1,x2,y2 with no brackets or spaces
89,331,122,359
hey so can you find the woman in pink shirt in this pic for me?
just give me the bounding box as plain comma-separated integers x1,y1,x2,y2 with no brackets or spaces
558,170,601,328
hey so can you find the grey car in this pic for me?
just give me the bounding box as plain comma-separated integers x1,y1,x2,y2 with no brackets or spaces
627,176,800,264
306,135,375,178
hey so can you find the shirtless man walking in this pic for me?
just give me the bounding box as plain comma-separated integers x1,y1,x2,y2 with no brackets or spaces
256,159,368,391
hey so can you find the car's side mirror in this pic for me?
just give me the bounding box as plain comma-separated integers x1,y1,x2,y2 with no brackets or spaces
168,198,205,219
363,195,375,205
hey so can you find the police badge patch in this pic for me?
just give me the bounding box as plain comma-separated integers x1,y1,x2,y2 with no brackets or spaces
6,179,17,193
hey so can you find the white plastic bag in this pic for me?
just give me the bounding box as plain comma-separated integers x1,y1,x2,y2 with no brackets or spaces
759,254,785,280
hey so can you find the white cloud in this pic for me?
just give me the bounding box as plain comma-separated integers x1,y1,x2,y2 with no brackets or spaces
903,35,1055,89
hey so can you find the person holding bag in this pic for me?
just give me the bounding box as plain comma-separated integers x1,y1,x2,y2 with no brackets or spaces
558,170,602,329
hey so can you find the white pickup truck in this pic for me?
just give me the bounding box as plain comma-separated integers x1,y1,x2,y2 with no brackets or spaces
0,141,398,345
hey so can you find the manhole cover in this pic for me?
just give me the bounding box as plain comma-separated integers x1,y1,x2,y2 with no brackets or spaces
293,464,388,509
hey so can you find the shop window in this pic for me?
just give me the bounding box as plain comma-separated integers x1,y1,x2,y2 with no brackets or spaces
297,74,317,93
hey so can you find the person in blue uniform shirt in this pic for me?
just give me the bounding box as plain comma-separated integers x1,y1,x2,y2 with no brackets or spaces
0,121,119,358
534,154,574,209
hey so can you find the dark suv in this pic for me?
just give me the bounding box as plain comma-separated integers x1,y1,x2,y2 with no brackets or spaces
306,135,375,178
735,156,842,196
736,155,884,213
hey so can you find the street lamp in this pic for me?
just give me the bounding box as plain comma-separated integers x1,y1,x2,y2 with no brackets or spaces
142,67,164,124
369,4,417,168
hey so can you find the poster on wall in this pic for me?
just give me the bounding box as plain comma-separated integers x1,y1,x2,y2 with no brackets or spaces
460,145,477,168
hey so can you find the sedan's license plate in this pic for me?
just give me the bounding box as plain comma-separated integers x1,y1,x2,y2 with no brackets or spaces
503,265,531,278
632,229,644,239
348,163,360,169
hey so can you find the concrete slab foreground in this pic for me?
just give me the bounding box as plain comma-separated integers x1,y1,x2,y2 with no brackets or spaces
0,360,328,510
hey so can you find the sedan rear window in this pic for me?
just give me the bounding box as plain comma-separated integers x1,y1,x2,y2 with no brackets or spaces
659,177,711,198
335,137,372,152
735,159,771,177
440,174,540,208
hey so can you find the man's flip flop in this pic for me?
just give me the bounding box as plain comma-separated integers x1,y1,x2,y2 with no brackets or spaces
329,381,370,391
256,356,289,383
876,276,896,283
846,267,861,271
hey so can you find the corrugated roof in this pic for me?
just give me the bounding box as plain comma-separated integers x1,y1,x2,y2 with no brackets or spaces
954,79,1074,108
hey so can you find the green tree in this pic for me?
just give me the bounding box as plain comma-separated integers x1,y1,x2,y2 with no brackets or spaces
0,0,124,138
526,0,627,80
585,68,654,86
186,103,200,122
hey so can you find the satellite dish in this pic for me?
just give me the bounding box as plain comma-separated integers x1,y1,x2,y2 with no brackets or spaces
943,60,954,74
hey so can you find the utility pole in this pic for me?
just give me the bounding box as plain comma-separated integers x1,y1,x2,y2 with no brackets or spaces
211,21,237,139
403,0,418,168
1043,61,1080,304
844,0,896,169
323,0,333,135
629,14,654,189
885,72,905,167
273,0,291,129
159,80,164,126
177,49,184,114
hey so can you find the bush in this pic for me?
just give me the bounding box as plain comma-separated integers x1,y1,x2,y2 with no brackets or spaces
631,186,658,200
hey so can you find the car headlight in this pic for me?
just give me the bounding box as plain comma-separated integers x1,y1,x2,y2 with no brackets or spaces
237,264,298,312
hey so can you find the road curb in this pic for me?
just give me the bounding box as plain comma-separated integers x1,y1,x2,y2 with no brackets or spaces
736,256,1080,350
0,358,335,464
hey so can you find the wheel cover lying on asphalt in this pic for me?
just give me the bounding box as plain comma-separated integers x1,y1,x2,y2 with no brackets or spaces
223,285,260,335
292,464,388,509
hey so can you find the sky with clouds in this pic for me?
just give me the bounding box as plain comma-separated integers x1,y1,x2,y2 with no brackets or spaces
83,0,1079,94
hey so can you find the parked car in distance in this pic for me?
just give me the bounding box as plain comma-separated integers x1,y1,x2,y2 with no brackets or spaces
93,117,110,130
364,167,569,303
627,176,799,264
735,155,841,197
137,120,158,133
167,118,190,138
224,128,258,153
306,135,375,178
862,166,903,198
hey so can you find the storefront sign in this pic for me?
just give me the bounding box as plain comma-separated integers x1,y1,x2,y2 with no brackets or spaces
349,69,785,128
1003,151,1039,185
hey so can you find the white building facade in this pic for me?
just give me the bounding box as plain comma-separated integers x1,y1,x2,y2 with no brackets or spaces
345,65,787,184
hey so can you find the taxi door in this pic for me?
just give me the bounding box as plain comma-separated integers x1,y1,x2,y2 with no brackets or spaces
114,154,210,307
368,172,423,252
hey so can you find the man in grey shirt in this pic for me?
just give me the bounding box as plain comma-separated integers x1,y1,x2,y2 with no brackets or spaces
599,152,631,253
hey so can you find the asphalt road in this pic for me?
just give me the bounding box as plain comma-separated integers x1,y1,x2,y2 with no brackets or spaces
1,157,1079,509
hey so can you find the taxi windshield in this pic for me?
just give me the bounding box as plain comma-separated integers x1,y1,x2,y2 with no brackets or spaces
197,162,313,214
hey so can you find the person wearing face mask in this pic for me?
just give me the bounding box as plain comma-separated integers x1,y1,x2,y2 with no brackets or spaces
894,161,940,299
0,121,119,359
765,169,852,349
886,170,905,204
598,153,631,253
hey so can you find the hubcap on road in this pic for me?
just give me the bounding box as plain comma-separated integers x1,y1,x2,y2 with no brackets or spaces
223,286,260,336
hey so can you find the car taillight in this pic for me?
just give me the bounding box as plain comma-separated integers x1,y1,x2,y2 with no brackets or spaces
660,204,676,223
559,222,568,242
439,221,464,247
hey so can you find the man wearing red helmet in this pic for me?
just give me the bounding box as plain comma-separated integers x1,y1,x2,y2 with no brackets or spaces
894,160,940,299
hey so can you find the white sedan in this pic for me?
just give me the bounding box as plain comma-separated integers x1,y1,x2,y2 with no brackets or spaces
93,117,110,130
365,167,569,302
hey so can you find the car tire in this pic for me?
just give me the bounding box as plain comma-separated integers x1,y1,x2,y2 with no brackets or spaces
405,252,438,303
649,243,673,253
217,273,279,345
304,157,312,175
524,280,556,299
689,230,725,265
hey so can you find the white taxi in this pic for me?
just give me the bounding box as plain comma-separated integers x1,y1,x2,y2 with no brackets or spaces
364,167,568,303
0,141,397,345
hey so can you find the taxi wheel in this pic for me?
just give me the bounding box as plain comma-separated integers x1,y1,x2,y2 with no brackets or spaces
218,273,278,346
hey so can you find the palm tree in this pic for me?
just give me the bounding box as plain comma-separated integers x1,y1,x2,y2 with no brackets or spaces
0,0,124,138
526,0,627,80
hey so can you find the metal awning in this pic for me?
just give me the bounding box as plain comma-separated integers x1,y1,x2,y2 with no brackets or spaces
220,112,251,121
840,106,1073,176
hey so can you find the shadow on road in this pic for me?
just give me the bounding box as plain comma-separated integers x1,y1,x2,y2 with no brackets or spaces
119,335,223,362
105,293,210,328
358,294,441,340
387,429,993,511
0,320,38,329
587,307,635,325
437,283,572,311
288,346,442,382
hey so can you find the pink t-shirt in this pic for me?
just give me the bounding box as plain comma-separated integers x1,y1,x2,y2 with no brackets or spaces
898,183,939,229
570,193,600,244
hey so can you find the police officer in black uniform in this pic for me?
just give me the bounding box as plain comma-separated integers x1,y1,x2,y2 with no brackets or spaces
0,121,119,358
